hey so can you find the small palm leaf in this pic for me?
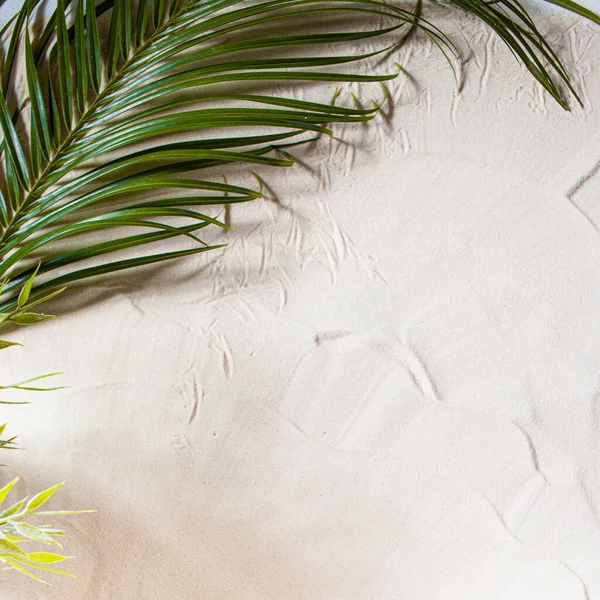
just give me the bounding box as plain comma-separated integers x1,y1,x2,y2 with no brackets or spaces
0,477,94,582
0,0,596,311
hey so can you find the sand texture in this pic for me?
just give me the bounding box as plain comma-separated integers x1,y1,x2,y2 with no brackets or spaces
1,1,600,598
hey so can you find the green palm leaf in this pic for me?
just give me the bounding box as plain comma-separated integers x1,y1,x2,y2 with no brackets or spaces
0,0,423,309
0,0,596,312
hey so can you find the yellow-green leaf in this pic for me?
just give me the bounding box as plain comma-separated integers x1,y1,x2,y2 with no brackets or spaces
3,557,50,584
0,538,26,556
26,482,63,511
0,498,26,518
10,522,58,545
0,478,19,506
10,313,56,325
17,263,40,308
25,551,69,564
0,340,21,350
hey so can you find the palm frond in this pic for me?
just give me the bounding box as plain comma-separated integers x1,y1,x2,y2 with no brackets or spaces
0,0,595,311
0,0,446,309
446,0,595,109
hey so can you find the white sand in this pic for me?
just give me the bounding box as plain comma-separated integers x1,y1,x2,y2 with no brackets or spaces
2,2,600,598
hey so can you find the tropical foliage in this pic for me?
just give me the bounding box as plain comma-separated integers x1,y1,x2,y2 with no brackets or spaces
1,268,65,410
0,273,88,584
0,0,596,310
0,0,598,585
1,268,65,458
0,476,93,584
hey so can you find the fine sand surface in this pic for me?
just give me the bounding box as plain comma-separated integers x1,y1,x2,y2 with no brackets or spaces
2,1,600,598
